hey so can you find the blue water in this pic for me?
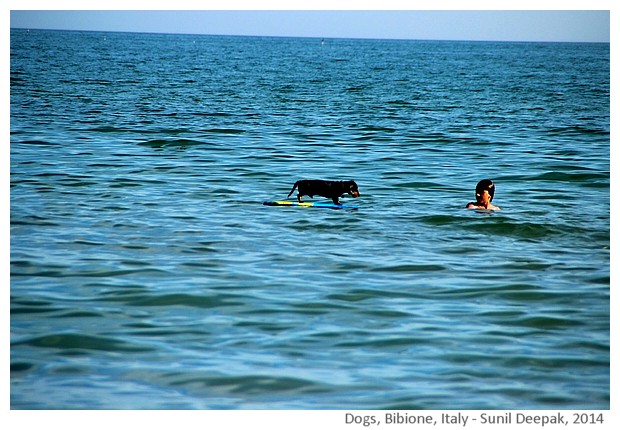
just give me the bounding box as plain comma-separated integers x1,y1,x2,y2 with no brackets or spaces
10,29,609,409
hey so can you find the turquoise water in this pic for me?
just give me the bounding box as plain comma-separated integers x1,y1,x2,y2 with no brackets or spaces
10,29,609,409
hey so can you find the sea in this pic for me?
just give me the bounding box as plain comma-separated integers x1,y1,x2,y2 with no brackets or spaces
10,29,610,410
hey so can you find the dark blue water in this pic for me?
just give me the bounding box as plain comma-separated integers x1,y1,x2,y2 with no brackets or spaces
10,29,609,409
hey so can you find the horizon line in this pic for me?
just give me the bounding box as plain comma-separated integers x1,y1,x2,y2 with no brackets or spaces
10,27,610,44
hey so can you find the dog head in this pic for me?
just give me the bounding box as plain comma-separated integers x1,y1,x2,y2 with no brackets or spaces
346,180,360,198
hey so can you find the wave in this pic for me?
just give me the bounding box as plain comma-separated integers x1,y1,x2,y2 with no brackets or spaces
12,333,154,353
546,125,609,136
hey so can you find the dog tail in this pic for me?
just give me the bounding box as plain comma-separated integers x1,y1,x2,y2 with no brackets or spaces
287,181,299,198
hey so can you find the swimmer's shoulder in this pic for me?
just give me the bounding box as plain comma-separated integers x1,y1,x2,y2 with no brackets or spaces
466,202,501,211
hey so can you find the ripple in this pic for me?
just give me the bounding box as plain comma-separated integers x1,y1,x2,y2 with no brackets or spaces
503,315,583,329
530,171,609,182
11,362,36,373
14,139,57,146
370,263,446,273
100,292,245,309
546,125,609,136
464,219,561,240
11,216,60,227
12,333,154,353
336,336,433,349
164,373,333,396
137,139,208,148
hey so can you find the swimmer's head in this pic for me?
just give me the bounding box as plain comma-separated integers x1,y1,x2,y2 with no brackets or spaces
475,179,495,202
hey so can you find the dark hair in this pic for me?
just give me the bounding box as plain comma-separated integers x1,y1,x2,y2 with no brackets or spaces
475,179,495,202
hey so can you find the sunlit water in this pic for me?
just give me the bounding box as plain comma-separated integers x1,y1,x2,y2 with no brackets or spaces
10,30,609,409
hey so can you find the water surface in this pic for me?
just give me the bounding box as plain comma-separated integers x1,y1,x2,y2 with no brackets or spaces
10,30,609,409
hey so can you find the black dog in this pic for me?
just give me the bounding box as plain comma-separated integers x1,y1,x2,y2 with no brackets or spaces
287,179,360,205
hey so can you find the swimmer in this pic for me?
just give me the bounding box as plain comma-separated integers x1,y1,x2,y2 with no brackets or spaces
466,179,501,211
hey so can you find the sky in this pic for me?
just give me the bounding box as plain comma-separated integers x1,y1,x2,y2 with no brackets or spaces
9,9,611,43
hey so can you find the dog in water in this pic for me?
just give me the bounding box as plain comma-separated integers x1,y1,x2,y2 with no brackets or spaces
287,179,360,205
